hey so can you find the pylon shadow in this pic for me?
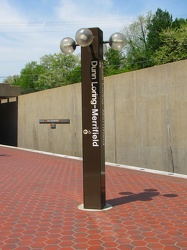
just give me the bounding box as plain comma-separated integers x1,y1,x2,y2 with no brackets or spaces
107,189,178,207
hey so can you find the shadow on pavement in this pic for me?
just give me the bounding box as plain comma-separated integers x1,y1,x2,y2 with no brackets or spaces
108,188,178,206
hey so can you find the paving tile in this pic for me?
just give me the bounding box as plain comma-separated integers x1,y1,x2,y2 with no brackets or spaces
16,247,31,250
87,239,103,246
58,240,74,247
117,244,134,250
87,247,104,250
43,246,60,250
163,246,181,250
0,145,187,250
30,242,47,248
16,239,34,247
73,243,90,249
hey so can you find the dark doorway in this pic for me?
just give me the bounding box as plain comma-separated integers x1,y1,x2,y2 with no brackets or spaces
0,100,18,146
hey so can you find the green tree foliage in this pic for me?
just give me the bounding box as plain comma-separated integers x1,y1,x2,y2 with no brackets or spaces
123,13,152,70
37,53,81,91
147,8,173,55
65,65,81,84
123,8,187,69
104,48,126,76
153,24,187,64
9,53,81,93
3,75,19,85
14,61,45,93
172,18,187,29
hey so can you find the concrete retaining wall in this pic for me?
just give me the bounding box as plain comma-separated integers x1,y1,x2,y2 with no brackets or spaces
18,60,187,175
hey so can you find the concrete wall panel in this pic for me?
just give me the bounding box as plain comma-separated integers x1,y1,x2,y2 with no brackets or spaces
18,60,187,175
18,83,82,157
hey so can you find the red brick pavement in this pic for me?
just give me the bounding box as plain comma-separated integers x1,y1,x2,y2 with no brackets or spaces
0,145,187,250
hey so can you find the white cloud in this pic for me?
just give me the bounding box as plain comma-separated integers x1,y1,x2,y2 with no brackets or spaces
0,0,27,24
0,0,186,77
0,1,61,79
0,0,137,79
55,0,132,40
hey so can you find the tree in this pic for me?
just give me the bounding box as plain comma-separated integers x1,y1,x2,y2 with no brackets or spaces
8,53,81,93
15,61,45,93
172,18,187,29
147,8,173,55
104,48,126,76
65,65,81,84
123,13,152,69
37,53,81,90
123,9,186,69
153,24,187,65
2,75,19,85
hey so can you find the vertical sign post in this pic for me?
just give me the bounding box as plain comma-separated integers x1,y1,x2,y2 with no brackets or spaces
60,27,126,210
81,28,106,209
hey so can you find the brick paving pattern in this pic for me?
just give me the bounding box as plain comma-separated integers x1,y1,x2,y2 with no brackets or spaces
0,145,187,250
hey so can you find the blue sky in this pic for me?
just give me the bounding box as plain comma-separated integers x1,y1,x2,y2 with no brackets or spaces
0,0,187,80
